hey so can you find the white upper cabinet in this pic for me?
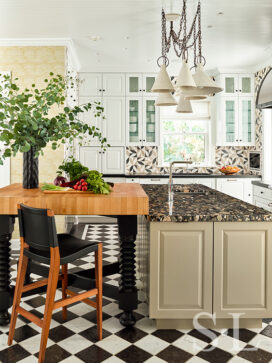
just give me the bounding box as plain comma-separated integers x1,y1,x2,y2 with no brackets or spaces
126,74,156,96
79,73,102,96
102,73,125,96
216,72,255,146
126,96,159,146
103,97,126,145
220,74,254,97
79,73,125,97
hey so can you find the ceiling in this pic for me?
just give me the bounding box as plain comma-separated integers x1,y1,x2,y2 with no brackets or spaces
0,0,272,72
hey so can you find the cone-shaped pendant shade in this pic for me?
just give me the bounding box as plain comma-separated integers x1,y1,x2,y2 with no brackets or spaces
151,64,174,93
176,96,193,113
176,60,196,90
155,92,177,106
193,63,223,94
175,87,207,100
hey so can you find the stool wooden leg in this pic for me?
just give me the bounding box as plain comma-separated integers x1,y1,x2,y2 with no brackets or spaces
39,248,60,363
61,264,68,321
8,241,28,346
95,243,103,340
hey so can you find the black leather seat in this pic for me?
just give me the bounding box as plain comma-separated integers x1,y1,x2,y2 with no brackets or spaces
25,233,99,265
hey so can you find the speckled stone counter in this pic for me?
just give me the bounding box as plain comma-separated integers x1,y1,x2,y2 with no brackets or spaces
143,184,272,222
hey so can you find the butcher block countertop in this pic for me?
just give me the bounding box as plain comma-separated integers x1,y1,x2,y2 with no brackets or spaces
0,183,149,216
143,184,272,222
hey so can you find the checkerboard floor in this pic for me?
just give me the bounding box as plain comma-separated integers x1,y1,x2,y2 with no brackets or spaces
1,223,272,363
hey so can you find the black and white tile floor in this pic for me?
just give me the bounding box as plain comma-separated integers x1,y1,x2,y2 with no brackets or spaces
1,224,272,362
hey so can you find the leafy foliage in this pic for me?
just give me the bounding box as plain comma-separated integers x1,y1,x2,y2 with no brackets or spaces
57,157,89,180
85,170,111,194
0,72,109,165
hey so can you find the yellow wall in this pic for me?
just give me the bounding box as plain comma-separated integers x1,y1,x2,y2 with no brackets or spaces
0,46,67,236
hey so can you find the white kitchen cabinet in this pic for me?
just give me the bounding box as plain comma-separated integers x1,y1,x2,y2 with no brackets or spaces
216,178,244,199
126,74,156,96
127,97,159,146
80,146,125,174
126,177,140,183
253,185,272,211
140,178,168,184
216,178,254,203
219,74,254,97
102,73,125,96
220,96,255,146
216,73,255,146
103,97,126,145
79,73,102,96
79,96,125,146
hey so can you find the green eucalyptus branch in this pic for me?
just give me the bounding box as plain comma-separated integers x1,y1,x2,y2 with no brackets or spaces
0,72,109,165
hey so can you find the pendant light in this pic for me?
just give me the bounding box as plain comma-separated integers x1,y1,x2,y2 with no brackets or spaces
193,63,223,94
151,63,174,93
155,92,177,106
176,59,197,90
176,95,193,113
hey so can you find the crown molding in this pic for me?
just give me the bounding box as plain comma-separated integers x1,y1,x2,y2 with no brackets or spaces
0,38,81,71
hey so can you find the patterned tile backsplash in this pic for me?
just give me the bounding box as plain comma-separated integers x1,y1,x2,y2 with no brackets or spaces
125,67,271,175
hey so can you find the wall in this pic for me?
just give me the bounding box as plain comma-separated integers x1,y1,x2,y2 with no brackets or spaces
125,68,269,175
0,46,67,236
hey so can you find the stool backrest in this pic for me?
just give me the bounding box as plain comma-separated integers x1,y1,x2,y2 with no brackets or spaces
18,204,58,250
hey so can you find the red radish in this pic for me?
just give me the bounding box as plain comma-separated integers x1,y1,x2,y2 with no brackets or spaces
78,186,82,191
80,179,84,183
74,185,78,190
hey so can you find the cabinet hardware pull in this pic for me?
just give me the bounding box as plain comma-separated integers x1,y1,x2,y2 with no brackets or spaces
227,179,237,181
151,178,159,181
99,89,102,92
143,139,146,142
239,89,242,92
235,89,238,92
240,139,242,141
139,89,142,92
260,191,264,194
143,89,146,91
236,139,238,142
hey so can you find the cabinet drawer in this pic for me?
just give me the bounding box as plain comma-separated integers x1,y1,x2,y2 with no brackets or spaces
253,185,272,200
126,178,140,183
254,196,272,212
140,178,168,184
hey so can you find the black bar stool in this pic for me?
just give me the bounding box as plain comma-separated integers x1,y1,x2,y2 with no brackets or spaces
8,204,103,363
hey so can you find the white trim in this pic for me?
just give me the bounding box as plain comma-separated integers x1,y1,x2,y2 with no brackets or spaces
0,37,81,70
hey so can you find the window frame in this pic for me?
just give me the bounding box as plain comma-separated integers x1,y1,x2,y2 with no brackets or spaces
158,102,213,167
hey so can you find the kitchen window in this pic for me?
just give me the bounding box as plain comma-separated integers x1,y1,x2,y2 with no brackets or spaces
159,102,212,166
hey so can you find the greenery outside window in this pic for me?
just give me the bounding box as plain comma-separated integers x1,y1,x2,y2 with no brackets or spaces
159,104,211,166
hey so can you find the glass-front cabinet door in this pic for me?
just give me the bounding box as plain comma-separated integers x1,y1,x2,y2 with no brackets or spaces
222,97,239,145
221,75,238,96
127,98,142,144
126,74,142,96
238,75,254,96
143,74,156,95
143,98,158,145
239,97,255,145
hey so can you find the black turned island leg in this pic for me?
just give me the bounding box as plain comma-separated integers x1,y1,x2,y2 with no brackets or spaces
0,215,15,325
118,215,138,327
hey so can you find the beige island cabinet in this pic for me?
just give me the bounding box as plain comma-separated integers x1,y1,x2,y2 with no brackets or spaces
139,184,272,329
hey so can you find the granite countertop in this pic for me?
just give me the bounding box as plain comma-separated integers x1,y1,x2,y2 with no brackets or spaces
103,173,261,179
142,184,272,223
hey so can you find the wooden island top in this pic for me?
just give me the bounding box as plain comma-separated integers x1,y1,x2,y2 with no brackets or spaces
0,183,149,216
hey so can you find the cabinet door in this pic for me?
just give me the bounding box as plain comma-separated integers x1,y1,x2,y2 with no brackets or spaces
173,178,195,184
243,179,253,204
149,222,213,318
143,74,156,95
103,97,125,146
194,178,216,189
222,97,239,145
239,97,255,145
80,147,102,171
102,147,125,174
214,222,272,318
78,97,103,145
102,73,125,96
221,74,239,96
127,97,143,145
217,179,244,200
79,73,102,96
126,74,142,95
238,74,254,96
143,98,159,145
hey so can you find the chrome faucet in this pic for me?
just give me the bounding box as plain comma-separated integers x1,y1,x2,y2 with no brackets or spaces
168,160,193,201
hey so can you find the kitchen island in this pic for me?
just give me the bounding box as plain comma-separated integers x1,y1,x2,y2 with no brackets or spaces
139,184,272,329
0,183,148,327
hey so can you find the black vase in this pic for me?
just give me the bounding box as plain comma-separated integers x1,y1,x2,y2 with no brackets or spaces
23,147,39,189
